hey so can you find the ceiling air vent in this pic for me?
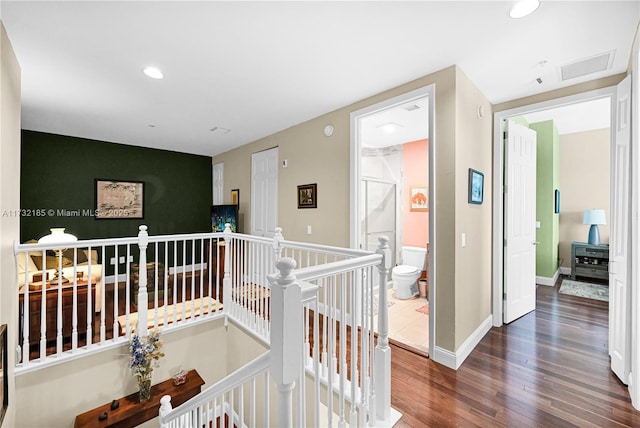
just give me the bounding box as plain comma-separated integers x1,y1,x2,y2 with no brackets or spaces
560,51,614,81
404,104,421,112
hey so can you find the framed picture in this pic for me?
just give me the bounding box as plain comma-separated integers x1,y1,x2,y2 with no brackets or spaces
468,168,484,205
410,186,428,212
231,189,240,206
0,324,7,427
95,179,144,219
297,183,317,209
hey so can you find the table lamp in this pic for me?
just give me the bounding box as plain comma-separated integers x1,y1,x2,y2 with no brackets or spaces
38,227,77,284
583,209,606,245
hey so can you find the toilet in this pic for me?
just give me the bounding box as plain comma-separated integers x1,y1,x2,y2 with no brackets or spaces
392,246,427,299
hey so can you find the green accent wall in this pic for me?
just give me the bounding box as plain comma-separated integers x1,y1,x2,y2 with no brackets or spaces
529,120,560,278
20,131,212,242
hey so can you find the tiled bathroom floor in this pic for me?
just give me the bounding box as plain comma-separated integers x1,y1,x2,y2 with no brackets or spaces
377,288,429,355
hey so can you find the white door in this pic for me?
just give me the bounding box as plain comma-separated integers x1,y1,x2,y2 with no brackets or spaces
251,147,279,237
504,120,537,324
212,162,224,205
609,75,631,383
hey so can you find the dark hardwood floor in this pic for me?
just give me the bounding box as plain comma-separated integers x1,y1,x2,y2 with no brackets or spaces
391,277,640,427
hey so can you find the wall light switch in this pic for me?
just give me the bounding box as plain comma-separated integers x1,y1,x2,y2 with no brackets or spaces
307,225,312,235
536,221,541,229
461,233,466,248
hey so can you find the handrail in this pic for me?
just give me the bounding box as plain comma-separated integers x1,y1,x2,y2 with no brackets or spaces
159,351,271,426
293,253,382,281
280,239,372,258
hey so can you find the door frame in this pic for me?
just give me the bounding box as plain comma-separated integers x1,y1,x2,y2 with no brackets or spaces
350,84,435,355
492,86,617,326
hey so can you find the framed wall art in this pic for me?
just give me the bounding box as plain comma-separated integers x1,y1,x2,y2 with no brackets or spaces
468,169,484,205
410,186,428,212
297,183,317,209
95,179,144,219
231,189,240,206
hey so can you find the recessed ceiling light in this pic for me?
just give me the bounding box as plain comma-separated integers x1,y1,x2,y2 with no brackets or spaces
509,0,540,18
143,66,164,79
379,123,402,133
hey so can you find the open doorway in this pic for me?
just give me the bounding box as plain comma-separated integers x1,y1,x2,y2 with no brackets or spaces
350,85,435,356
493,80,632,387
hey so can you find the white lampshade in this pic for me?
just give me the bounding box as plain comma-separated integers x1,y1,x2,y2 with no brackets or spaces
583,209,606,226
38,228,77,245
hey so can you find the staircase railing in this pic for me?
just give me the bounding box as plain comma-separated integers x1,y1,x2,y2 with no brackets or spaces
160,234,393,427
15,225,394,425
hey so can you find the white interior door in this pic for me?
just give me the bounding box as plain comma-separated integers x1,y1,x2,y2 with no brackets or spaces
504,120,537,324
251,147,279,237
609,75,631,384
212,162,224,205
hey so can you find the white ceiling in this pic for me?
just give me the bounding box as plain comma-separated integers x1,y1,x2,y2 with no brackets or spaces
1,1,637,157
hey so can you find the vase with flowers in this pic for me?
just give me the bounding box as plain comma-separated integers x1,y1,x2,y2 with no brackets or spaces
129,329,164,402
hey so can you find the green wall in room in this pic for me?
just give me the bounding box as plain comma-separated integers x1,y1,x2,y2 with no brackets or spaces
530,120,560,279
19,131,212,242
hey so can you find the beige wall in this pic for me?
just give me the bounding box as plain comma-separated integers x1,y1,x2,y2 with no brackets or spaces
0,21,21,428
454,69,493,350
559,128,610,268
16,319,230,428
214,65,494,355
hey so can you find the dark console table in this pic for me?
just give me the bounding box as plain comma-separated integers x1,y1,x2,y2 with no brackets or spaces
74,369,204,428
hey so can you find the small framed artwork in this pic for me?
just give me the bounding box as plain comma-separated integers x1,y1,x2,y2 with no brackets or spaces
95,179,144,219
0,324,7,427
410,186,428,212
468,168,484,205
554,189,560,214
231,189,240,206
297,183,317,209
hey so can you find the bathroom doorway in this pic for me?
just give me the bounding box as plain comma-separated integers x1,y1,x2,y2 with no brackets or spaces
350,85,433,356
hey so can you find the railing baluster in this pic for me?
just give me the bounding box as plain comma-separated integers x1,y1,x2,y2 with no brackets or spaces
113,245,120,338
100,246,106,342
71,248,78,350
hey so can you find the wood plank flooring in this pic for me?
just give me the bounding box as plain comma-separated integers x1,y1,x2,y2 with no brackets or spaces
391,278,640,427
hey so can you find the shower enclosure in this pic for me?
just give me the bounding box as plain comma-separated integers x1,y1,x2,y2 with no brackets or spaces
361,177,397,274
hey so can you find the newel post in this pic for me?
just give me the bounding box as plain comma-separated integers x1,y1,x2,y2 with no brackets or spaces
223,223,233,313
374,235,392,423
137,225,149,337
158,394,172,427
269,257,302,428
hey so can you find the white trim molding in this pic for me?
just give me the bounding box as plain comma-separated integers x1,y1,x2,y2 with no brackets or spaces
431,315,492,370
536,268,560,286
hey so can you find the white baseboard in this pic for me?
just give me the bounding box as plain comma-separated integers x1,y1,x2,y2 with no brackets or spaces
431,314,492,370
536,268,560,286
559,266,571,276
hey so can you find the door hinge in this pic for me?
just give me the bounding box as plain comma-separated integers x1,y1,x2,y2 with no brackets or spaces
504,131,508,140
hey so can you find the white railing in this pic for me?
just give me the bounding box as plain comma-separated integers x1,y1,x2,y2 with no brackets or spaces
160,234,393,427
159,352,272,428
14,226,227,372
14,225,394,425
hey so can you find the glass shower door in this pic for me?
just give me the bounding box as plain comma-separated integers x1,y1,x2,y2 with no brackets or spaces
361,178,396,273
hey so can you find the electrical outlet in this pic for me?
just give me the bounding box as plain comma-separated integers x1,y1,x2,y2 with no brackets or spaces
307,225,312,235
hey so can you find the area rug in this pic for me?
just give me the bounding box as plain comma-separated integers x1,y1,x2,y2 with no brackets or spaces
416,304,429,315
559,279,609,302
